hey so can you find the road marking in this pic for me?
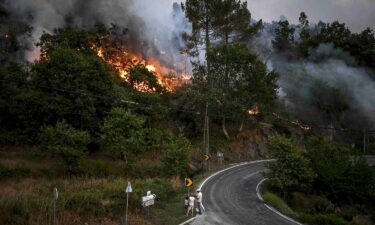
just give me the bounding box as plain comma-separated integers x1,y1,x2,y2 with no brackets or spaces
256,179,303,225
179,159,274,225
256,178,266,201
198,160,273,191
178,216,198,225
242,171,262,180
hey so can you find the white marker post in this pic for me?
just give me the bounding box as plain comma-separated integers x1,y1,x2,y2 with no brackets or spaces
53,187,58,225
125,182,132,225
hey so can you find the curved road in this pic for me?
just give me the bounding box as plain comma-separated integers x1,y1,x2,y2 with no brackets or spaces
190,161,298,225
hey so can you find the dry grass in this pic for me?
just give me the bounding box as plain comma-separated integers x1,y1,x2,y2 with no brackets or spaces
0,177,178,225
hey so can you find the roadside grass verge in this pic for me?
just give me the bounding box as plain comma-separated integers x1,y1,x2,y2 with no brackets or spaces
262,191,296,217
0,177,183,225
259,180,367,225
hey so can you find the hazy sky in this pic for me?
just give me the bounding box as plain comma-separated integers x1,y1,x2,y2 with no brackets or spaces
247,0,375,32
169,0,375,32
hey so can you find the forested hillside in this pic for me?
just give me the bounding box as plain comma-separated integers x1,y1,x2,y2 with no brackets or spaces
0,0,374,224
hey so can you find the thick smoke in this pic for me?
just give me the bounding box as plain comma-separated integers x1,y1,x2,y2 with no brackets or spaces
3,0,190,73
252,22,375,129
247,0,375,33
3,0,374,129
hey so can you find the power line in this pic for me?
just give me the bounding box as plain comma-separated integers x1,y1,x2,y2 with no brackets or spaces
18,83,375,133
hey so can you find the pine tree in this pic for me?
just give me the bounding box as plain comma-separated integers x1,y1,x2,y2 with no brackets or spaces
211,0,262,44
272,20,295,53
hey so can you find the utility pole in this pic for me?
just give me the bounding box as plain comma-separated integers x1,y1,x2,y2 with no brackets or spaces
203,103,210,171
363,129,367,154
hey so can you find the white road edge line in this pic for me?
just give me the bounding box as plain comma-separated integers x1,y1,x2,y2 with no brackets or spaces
178,159,273,225
256,178,304,225
178,216,198,225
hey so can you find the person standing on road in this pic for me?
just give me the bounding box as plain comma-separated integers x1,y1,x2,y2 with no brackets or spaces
186,195,195,216
184,196,189,211
196,189,204,215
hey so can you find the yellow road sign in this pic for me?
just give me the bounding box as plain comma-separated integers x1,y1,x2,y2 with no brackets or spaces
204,154,211,161
185,178,193,187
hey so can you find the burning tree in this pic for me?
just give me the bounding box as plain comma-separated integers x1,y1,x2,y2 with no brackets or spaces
90,23,190,93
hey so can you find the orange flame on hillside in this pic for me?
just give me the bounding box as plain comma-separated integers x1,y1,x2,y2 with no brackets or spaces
92,45,190,93
292,119,312,131
272,113,311,131
248,106,260,115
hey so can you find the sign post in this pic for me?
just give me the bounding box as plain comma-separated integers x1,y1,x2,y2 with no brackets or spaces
217,151,224,168
185,178,193,187
53,187,58,225
141,191,157,217
125,182,132,225
184,178,193,196
204,154,211,170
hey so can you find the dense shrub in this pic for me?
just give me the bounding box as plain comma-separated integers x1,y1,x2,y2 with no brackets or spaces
304,136,375,205
0,163,31,180
266,135,375,225
39,121,91,174
290,192,334,214
162,134,192,176
100,108,147,158
300,214,351,225
267,135,316,193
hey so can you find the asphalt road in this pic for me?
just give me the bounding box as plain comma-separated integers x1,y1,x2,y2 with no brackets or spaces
190,162,298,225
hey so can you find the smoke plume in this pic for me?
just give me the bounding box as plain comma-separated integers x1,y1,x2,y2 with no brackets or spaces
2,0,374,129
2,0,190,73
252,22,375,129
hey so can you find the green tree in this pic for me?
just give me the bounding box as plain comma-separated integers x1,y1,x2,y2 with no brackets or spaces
0,6,31,66
310,81,349,125
272,20,295,53
315,21,352,49
267,135,316,194
0,63,30,142
298,12,309,28
336,159,375,204
304,136,375,204
349,28,375,68
297,21,375,69
182,0,260,55
100,108,146,160
210,0,262,44
37,27,96,59
298,12,312,57
162,134,192,176
39,121,91,173
181,0,215,57
30,46,116,133
182,0,264,138
192,43,278,138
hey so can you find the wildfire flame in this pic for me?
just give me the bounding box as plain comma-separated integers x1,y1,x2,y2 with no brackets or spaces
248,106,260,115
292,119,312,131
92,44,190,93
272,113,311,131
145,65,156,72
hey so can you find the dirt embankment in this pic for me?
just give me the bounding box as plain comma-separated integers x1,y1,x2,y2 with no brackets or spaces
220,123,276,163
